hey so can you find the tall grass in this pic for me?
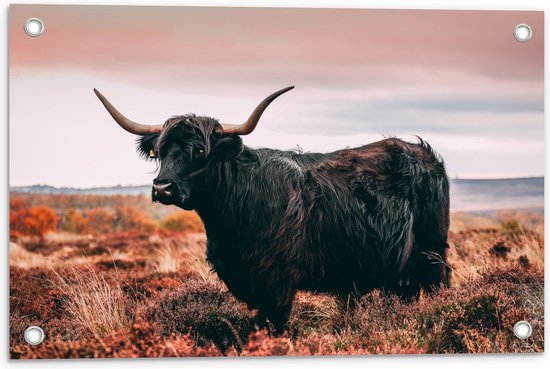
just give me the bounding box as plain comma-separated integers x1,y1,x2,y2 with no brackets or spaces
50,263,131,339
449,227,543,285
9,242,53,269
151,235,213,281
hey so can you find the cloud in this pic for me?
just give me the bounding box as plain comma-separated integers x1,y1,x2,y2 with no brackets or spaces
11,6,543,80
8,5,544,186
386,97,543,114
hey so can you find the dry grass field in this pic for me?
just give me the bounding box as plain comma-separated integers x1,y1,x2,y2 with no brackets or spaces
9,193,544,358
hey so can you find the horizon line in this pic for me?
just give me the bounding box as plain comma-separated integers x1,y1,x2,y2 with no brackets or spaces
9,175,545,190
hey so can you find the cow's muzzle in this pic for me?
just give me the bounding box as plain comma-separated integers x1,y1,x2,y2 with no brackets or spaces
152,182,173,203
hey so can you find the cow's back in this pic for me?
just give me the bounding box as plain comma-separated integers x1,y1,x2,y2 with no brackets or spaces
293,138,449,294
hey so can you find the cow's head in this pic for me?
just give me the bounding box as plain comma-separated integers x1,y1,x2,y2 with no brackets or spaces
94,87,293,210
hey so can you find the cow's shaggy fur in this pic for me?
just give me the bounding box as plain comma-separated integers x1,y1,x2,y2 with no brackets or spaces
138,115,451,332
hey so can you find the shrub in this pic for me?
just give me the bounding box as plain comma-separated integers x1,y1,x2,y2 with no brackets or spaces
10,201,59,237
416,269,543,353
60,208,89,234
10,197,29,212
150,279,254,352
159,211,204,234
122,272,183,300
86,208,115,234
11,322,221,359
500,219,522,234
113,206,156,233
287,293,339,337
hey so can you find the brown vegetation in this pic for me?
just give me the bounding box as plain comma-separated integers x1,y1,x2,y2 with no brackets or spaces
10,198,59,237
9,193,544,358
10,194,203,238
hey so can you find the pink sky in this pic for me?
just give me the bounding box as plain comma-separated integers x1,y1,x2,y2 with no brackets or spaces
10,5,544,187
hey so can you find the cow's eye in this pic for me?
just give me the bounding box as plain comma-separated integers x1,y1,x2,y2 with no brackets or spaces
194,149,205,159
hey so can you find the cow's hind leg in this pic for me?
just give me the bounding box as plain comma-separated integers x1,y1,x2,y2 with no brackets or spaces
368,198,423,301
414,199,452,292
383,239,450,299
418,242,451,293
414,162,452,293
382,269,422,301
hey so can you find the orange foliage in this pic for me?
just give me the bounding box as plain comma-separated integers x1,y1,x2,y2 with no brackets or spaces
61,209,89,234
10,198,31,237
10,195,163,236
114,206,157,233
11,322,221,359
26,207,59,236
159,211,204,234
10,199,59,237
60,206,157,235
10,197,29,212
87,208,115,234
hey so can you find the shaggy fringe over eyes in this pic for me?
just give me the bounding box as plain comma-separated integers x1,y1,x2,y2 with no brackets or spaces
137,134,160,161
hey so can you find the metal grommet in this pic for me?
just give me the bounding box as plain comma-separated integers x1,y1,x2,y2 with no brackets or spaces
513,321,532,339
24,326,45,345
514,24,532,42
24,18,44,37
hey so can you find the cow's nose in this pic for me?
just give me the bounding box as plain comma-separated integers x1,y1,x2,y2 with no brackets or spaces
152,182,172,199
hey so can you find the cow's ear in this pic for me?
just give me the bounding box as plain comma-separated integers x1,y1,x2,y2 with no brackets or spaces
208,135,243,163
136,134,159,161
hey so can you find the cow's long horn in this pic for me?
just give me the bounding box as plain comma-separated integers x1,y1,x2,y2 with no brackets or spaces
93,89,163,135
221,86,294,135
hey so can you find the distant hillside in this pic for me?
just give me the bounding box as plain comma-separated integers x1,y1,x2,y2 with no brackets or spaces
10,177,544,212
10,184,150,196
450,177,543,212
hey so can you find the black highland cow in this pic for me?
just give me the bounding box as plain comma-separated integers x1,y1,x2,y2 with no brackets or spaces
94,86,451,332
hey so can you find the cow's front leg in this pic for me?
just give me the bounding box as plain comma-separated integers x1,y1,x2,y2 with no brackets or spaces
257,303,293,335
